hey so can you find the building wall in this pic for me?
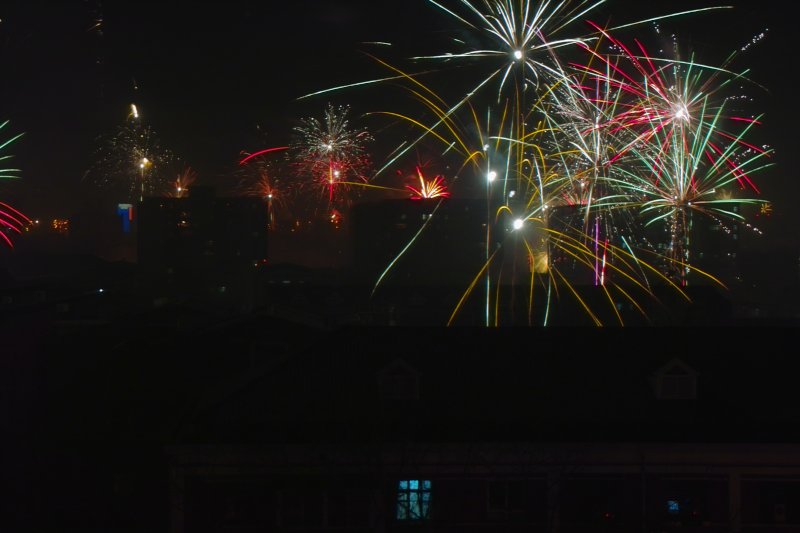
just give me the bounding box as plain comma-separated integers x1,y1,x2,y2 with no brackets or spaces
169,443,800,533
138,191,268,278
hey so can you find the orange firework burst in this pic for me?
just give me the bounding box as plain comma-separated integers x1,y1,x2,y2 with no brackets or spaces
168,166,197,198
406,166,450,200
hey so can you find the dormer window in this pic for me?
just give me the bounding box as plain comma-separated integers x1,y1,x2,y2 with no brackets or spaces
377,359,420,401
653,358,698,400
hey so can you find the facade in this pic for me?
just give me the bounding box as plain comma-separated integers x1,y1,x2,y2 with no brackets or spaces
351,198,489,289
167,327,800,533
135,187,269,313
546,205,742,289
351,200,742,325
170,443,800,532
137,187,268,288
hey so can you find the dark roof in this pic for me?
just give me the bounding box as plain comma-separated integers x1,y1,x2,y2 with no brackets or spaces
181,326,793,445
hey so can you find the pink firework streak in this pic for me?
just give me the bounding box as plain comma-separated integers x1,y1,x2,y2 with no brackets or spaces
0,202,31,248
572,22,767,191
239,147,289,166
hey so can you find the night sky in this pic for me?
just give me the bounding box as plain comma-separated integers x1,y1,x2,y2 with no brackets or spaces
1,0,795,251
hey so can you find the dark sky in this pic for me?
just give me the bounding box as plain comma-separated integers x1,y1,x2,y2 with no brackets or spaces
1,0,432,214
0,0,795,251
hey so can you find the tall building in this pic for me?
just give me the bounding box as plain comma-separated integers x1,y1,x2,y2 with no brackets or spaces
351,198,494,325
138,186,268,280
546,205,742,288
352,198,489,288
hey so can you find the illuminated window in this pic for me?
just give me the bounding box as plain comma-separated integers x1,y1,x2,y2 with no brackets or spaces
667,499,680,515
396,479,431,520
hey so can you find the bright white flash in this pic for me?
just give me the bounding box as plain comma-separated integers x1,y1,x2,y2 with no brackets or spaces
673,103,690,121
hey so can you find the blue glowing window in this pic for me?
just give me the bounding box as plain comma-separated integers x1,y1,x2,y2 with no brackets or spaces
667,500,680,515
397,479,431,520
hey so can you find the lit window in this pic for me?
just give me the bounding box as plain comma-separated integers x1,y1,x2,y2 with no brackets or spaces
667,499,680,515
396,479,431,520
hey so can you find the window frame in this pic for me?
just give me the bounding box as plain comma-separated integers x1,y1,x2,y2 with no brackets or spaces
396,479,432,521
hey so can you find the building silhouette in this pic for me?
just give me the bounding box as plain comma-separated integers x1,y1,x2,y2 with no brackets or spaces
164,327,800,533
352,197,489,289
138,186,268,278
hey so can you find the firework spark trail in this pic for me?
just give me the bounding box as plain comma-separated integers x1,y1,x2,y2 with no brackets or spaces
358,26,638,323
404,0,597,217
531,35,665,288
239,146,289,166
0,201,31,248
0,121,24,180
371,197,449,298
363,0,621,324
374,77,620,322
168,166,197,198
297,0,774,324
1,122,30,249
524,16,774,287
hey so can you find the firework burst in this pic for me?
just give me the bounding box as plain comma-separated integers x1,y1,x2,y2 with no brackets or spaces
419,0,606,99
406,166,451,199
547,23,774,285
168,166,197,198
300,1,774,325
291,103,373,214
571,23,768,182
610,106,772,283
236,150,292,229
85,103,175,202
